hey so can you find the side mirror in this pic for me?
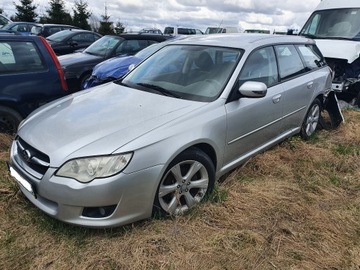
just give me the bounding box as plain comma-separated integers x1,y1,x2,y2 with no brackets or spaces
128,64,136,72
239,81,267,98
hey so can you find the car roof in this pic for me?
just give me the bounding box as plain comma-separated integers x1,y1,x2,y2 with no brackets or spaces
0,34,41,41
4,21,40,27
57,29,97,34
5,21,40,25
170,33,315,50
41,24,77,27
115,33,172,40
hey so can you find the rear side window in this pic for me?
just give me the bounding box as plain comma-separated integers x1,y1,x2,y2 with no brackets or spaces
164,27,174,34
47,27,62,36
0,41,46,74
296,44,325,70
115,40,157,55
275,45,305,80
72,33,97,43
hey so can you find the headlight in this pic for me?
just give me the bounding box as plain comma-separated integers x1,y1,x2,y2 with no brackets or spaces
56,153,133,183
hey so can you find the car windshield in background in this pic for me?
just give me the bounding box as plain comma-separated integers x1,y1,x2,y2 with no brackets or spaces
1,23,13,30
300,8,360,41
46,30,71,42
84,35,122,57
121,45,242,102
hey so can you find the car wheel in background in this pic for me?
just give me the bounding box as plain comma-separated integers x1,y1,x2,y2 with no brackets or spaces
0,106,23,134
300,98,321,140
153,148,215,217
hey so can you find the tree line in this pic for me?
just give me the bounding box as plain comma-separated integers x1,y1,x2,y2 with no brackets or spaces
0,0,125,35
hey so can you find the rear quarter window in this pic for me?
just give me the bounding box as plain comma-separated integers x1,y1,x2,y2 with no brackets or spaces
296,44,325,70
0,41,46,74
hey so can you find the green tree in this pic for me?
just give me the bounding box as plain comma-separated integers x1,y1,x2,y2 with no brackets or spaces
72,0,91,30
98,12,114,35
45,0,72,24
114,21,125,34
13,0,38,22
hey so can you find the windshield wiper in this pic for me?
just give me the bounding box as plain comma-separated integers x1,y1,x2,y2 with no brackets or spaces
137,83,181,98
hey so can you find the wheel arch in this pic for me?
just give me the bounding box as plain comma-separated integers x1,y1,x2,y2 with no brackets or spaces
177,142,217,171
0,100,25,118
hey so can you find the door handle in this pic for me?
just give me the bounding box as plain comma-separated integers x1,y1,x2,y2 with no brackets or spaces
307,82,314,89
272,94,282,104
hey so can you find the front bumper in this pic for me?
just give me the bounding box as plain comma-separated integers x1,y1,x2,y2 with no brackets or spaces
9,140,163,228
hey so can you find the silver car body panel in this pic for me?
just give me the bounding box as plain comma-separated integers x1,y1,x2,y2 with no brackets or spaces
9,34,334,227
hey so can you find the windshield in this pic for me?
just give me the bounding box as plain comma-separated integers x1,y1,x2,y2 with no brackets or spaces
121,45,242,102
84,35,122,57
300,8,360,41
46,30,72,41
0,15,11,28
1,23,14,30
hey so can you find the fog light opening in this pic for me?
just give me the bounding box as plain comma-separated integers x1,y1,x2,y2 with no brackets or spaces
82,205,116,218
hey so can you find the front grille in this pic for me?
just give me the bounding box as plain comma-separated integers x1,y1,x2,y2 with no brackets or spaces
15,137,50,179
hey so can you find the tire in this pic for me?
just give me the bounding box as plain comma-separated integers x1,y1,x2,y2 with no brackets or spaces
153,148,215,217
0,106,23,134
356,91,360,108
79,73,91,91
300,98,321,140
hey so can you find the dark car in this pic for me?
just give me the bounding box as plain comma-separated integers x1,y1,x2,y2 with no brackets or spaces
46,29,102,55
0,35,68,133
59,34,173,92
31,24,80,38
1,22,40,35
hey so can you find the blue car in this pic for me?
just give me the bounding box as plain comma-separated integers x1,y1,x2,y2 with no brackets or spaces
83,42,163,89
1,22,40,35
0,35,68,133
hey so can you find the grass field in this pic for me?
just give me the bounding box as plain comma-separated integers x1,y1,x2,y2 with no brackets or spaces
0,110,359,270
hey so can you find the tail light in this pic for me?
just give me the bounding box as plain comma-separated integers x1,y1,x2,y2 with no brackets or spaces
39,36,68,91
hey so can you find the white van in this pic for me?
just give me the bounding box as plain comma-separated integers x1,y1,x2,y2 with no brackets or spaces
299,0,360,106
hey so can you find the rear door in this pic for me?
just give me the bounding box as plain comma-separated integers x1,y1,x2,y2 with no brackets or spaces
274,44,316,132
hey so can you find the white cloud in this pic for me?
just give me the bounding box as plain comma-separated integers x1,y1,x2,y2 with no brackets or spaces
3,0,320,32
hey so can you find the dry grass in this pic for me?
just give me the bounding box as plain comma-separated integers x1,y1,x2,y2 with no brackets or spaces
0,110,359,270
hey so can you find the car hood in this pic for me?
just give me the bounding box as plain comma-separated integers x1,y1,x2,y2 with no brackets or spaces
58,52,102,66
18,83,205,167
315,39,360,63
93,56,143,80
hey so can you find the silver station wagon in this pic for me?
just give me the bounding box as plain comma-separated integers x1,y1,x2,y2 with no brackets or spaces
9,34,342,228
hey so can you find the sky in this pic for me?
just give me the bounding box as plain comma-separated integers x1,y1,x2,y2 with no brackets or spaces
1,0,321,33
